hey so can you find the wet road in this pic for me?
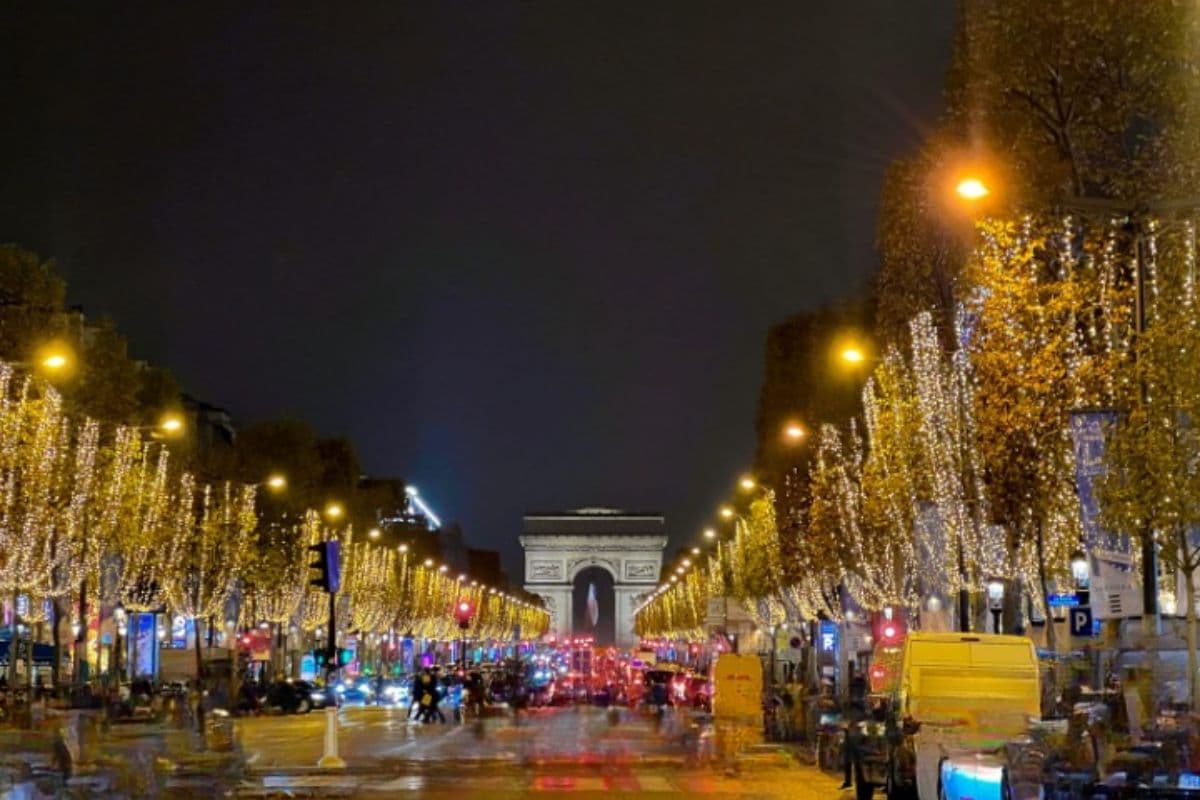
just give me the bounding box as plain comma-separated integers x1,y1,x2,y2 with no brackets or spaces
231,706,849,797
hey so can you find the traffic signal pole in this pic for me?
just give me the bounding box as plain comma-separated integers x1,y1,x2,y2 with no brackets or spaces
307,538,345,769
326,589,337,685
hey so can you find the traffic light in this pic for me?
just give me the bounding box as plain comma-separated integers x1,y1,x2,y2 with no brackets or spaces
308,541,341,593
872,608,907,647
454,598,475,630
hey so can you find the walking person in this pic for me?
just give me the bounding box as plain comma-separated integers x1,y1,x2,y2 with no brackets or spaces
416,670,436,723
839,678,867,791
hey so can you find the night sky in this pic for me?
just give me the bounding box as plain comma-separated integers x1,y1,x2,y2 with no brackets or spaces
1,3,955,576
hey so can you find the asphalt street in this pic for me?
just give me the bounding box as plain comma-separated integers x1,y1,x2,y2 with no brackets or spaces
229,706,850,798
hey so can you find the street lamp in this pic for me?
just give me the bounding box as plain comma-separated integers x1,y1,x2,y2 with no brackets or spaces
719,506,734,521
157,412,186,436
840,346,867,365
368,527,381,540
986,579,1005,634
703,528,716,541
324,502,344,521
32,341,75,379
782,421,806,444
738,475,756,492
955,177,990,201
1070,550,1090,586
265,473,287,492
1070,549,1091,607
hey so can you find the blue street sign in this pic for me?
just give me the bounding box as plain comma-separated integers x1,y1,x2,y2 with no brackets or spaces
1047,592,1080,609
1070,606,1094,637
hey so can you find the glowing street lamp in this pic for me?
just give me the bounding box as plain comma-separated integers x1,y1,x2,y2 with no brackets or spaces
955,177,990,201
34,341,75,378
368,527,381,540
840,346,867,365
719,506,735,520
324,501,344,521
738,475,756,492
158,412,186,435
783,421,806,444
265,473,287,492
703,528,716,540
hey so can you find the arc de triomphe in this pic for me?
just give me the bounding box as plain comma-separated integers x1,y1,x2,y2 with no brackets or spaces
521,509,666,649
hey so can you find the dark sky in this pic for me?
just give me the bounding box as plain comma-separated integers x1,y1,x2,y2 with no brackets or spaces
1,3,955,576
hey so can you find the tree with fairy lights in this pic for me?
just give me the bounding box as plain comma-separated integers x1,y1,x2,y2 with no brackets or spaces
966,217,1106,647
860,349,926,613
241,512,317,677
161,476,257,735
1100,219,1200,708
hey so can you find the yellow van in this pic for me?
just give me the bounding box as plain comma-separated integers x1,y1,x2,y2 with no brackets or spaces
859,632,1040,800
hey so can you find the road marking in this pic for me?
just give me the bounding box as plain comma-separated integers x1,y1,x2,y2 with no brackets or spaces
636,775,675,792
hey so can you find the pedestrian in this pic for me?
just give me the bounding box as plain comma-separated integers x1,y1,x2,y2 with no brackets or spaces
409,671,423,720
777,685,795,741
840,678,867,791
416,670,436,723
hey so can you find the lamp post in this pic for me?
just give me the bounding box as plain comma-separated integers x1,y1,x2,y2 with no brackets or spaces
113,603,128,684
1070,550,1091,607
986,579,1005,634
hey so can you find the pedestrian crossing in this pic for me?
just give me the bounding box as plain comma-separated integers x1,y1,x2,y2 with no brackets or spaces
242,763,848,797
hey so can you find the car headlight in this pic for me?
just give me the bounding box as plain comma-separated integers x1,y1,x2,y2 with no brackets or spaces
335,685,346,694
311,692,326,701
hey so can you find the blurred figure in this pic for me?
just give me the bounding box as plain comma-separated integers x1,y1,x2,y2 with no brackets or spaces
839,678,867,791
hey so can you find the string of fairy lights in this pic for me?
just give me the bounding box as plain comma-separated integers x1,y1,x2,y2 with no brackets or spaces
635,211,1200,640
0,360,549,654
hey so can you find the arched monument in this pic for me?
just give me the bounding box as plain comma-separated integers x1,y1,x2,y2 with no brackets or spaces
520,509,666,648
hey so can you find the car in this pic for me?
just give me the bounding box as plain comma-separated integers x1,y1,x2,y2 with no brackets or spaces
377,679,411,708
297,680,337,710
264,679,333,714
333,677,378,706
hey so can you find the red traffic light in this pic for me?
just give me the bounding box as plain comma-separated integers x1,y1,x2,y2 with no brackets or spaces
454,598,475,627
872,610,906,646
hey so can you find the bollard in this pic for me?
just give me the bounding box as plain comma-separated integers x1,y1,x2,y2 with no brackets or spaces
317,705,346,768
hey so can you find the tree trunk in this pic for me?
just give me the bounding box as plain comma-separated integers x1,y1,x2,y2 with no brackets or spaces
75,577,88,685
1186,549,1198,711
1035,520,1058,654
193,617,206,741
51,600,62,689
8,592,18,685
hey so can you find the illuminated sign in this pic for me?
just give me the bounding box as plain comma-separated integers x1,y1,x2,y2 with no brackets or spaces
819,621,838,653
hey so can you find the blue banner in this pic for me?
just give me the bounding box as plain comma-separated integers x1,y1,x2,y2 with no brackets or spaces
134,613,155,677
1070,410,1123,551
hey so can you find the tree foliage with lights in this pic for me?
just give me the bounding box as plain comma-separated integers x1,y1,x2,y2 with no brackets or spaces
1100,220,1200,707
965,215,1126,643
